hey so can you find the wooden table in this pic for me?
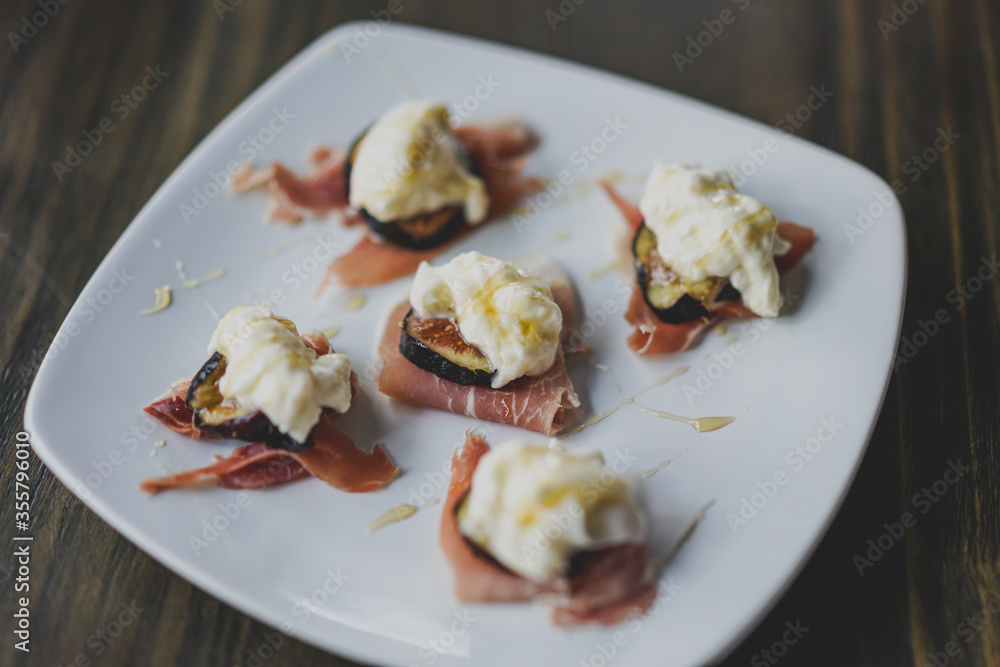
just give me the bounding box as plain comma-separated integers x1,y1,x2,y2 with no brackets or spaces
2,1,998,665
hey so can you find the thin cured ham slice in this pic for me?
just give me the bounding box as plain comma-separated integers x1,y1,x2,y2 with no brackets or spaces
439,434,546,602
321,233,464,291
440,433,658,626
377,302,581,436
602,182,817,355
140,417,398,494
454,124,543,220
291,418,399,493
624,290,757,356
551,544,658,627
144,379,204,439
600,181,644,231
231,148,355,225
140,442,307,493
235,123,541,289
773,221,817,274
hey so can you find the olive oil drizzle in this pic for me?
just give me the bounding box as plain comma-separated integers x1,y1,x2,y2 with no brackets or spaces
587,257,628,280
643,450,686,479
365,498,440,535
567,366,734,435
343,294,366,312
139,235,335,317
174,261,221,320
655,499,716,572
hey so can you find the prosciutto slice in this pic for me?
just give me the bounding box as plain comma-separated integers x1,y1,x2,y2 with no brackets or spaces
377,301,581,436
231,148,354,225
440,433,658,626
601,182,817,355
144,379,204,439
322,233,466,291
140,442,307,493
140,417,398,494
234,123,540,289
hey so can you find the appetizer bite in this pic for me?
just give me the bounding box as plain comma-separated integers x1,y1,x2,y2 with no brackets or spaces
441,433,658,626
142,305,398,493
234,99,541,288
377,252,581,435
604,162,816,354
345,100,488,251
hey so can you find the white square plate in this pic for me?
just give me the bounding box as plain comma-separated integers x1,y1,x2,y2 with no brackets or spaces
25,23,906,667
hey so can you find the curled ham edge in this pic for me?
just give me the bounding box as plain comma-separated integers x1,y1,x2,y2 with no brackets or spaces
600,181,818,355
140,332,399,494
441,432,659,627
376,280,583,436
229,123,543,291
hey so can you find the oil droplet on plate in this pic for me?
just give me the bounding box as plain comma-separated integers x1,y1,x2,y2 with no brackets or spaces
366,504,418,534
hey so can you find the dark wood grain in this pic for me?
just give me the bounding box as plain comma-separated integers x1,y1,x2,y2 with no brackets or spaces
2,0,998,665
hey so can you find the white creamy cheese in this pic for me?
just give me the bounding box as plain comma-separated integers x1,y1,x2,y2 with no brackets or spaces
208,305,352,443
638,162,791,317
458,439,644,582
348,100,489,224
409,252,562,388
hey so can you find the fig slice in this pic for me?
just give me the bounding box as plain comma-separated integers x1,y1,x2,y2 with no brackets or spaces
399,308,494,386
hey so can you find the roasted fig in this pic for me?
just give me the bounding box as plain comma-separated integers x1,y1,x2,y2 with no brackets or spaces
399,309,494,386
359,205,467,250
185,352,313,452
632,222,742,324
